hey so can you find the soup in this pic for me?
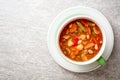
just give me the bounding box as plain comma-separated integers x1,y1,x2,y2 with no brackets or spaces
59,19,103,62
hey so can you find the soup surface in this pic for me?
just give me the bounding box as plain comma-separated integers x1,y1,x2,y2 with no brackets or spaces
59,19,103,62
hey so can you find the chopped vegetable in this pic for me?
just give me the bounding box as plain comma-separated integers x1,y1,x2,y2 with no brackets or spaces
66,48,71,53
76,44,83,51
81,54,88,61
69,24,72,28
88,49,93,54
84,43,95,49
69,23,77,33
78,40,82,44
74,37,79,46
68,38,74,46
92,31,97,37
82,41,88,45
80,34,86,40
93,27,99,34
81,20,88,27
86,35,90,39
70,53,76,59
73,50,79,55
88,22,95,27
66,30,69,34
63,35,70,39
95,44,98,50
81,20,91,34
76,22,87,32
78,27,82,33
87,27,91,34
63,51,67,55
82,50,88,55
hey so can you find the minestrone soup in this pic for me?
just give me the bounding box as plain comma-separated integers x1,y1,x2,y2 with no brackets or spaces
59,19,103,62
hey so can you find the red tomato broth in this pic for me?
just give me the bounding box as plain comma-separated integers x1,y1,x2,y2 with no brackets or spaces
59,19,103,62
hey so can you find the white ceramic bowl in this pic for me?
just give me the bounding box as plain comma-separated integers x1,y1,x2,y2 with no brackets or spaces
56,15,106,65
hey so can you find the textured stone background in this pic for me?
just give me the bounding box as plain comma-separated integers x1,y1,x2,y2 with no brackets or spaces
0,0,120,80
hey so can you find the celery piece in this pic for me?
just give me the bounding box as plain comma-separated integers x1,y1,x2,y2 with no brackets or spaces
88,22,95,27
76,22,87,32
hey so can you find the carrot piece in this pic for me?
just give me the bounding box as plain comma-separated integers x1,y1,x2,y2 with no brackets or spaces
69,23,77,33
87,27,91,34
81,54,88,61
84,43,95,49
81,20,91,34
73,50,79,55
70,47,79,56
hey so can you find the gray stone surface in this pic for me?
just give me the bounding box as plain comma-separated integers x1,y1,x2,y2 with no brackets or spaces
0,0,119,80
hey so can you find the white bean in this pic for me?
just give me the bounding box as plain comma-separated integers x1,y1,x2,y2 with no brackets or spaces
78,40,82,44
88,49,93,54
95,44,98,50
68,39,74,46
76,44,83,50
80,34,86,40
